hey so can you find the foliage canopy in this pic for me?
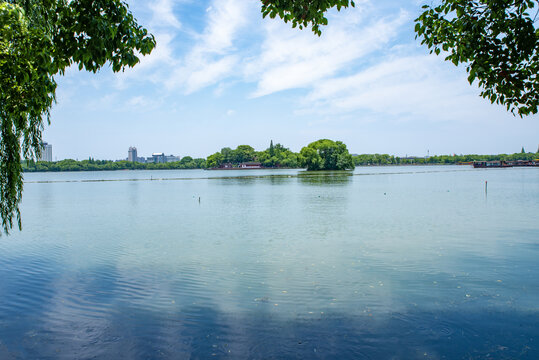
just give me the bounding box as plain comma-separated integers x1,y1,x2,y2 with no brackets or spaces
299,139,354,171
261,0,355,36
415,0,539,116
0,0,155,233
206,142,299,169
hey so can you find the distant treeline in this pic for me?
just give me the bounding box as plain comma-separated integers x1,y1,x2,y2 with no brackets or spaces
353,152,539,165
23,141,539,172
23,157,207,172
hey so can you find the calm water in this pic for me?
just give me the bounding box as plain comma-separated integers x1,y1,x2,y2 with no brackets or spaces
0,166,537,359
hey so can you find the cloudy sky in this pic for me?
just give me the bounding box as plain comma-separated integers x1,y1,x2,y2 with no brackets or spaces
47,0,539,160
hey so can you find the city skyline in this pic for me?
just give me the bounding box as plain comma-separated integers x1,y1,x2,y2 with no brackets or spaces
44,0,539,160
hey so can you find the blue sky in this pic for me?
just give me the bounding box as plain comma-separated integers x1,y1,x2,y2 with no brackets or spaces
46,0,539,160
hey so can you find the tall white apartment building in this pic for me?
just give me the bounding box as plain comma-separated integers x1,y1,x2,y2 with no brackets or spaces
128,147,138,162
39,142,53,162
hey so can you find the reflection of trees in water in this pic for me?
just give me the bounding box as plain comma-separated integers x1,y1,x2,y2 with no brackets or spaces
298,171,353,186
214,175,295,186
266,176,293,185
128,181,139,207
208,172,353,187
214,177,258,186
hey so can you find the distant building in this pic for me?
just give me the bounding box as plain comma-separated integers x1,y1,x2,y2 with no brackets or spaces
39,142,53,162
128,147,138,162
151,153,166,163
128,149,180,163
240,162,262,169
165,155,180,163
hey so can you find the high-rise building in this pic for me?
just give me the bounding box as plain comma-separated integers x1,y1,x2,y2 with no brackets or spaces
39,142,52,162
128,147,138,162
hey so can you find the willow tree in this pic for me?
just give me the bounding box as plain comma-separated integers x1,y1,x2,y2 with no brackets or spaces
0,0,155,233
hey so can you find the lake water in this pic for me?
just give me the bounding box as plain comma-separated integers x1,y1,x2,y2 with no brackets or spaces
0,166,537,359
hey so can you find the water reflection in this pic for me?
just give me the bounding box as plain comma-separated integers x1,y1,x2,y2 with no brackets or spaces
214,177,259,186
2,167,539,358
266,175,293,185
128,180,139,207
0,254,536,359
298,171,353,186
36,182,54,211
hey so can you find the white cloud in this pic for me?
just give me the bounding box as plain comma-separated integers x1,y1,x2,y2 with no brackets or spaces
298,53,500,122
197,0,249,54
126,95,164,110
184,56,239,93
111,29,177,90
148,0,182,29
104,0,505,123
85,93,119,111
107,1,182,89
165,0,257,93
245,7,410,97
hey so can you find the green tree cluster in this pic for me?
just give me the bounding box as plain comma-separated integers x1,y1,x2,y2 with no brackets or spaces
206,142,299,168
206,145,257,168
353,154,396,166
299,139,354,171
415,0,539,116
261,0,355,36
257,141,299,168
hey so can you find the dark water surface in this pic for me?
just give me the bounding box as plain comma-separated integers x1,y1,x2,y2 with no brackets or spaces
1,166,537,359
